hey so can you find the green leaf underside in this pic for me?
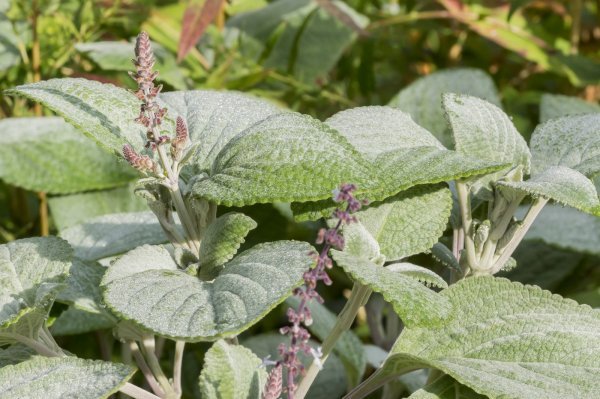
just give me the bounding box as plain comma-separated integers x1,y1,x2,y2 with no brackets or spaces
0,237,72,343
386,263,448,289
377,277,600,399
331,250,451,327
354,185,452,261
198,212,257,279
389,68,501,147
52,307,116,336
286,296,367,386
498,166,599,215
325,106,444,161
0,117,136,194
0,356,135,399
7,79,151,156
530,113,600,176
0,344,36,368
59,211,168,261
539,94,600,123
408,374,486,399
192,112,374,206
56,259,109,315
430,243,461,272
198,340,267,399
48,183,147,231
242,333,348,399
443,93,531,189
102,241,313,340
520,205,600,256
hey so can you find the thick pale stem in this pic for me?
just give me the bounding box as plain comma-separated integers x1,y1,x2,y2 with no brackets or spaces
13,334,63,357
173,341,185,396
455,182,478,270
296,284,372,399
120,382,162,399
140,336,176,397
130,341,165,397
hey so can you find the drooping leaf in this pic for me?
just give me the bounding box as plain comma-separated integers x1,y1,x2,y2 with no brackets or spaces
497,166,599,215
286,296,367,386
388,69,501,146
430,243,460,272
0,237,72,344
385,263,448,289
529,113,600,176
0,356,135,399
407,374,486,399
443,93,531,191
0,117,136,194
76,41,186,89
178,0,225,62
48,183,147,231
198,340,267,399
59,211,168,261
539,94,600,123
357,277,600,399
198,212,257,280
102,241,313,341
243,333,347,399
353,185,452,262
331,250,451,327
52,307,116,336
191,112,374,206
7,79,152,156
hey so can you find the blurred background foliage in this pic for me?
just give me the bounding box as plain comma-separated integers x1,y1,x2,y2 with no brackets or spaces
1,1,599,397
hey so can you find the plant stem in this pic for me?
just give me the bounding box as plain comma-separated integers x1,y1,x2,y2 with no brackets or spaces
571,0,582,54
173,341,185,396
295,283,372,399
140,336,177,398
12,334,63,357
120,383,162,399
455,182,477,272
489,197,548,274
130,341,165,397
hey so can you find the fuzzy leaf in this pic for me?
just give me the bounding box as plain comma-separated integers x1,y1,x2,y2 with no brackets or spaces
0,117,136,194
539,94,600,122
0,237,72,344
530,113,600,176
102,241,313,341
7,79,152,156
430,243,460,272
355,185,453,262
198,340,267,399
191,112,374,206
497,166,599,215
386,263,448,289
287,296,367,386
52,307,116,336
0,356,135,399
365,277,600,399
443,93,531,191
60,211,168,261
0,344,35,368
331,250,451,327
198,212,257,280
389,68,501,147
408,375,486,399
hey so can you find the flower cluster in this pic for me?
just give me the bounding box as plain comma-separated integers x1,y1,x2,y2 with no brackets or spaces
263,184,363,399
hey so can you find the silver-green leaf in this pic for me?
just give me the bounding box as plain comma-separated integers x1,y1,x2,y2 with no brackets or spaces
539,94,600,123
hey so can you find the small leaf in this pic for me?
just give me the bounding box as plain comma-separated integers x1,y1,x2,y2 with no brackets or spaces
530,113,600,176
331,250,452,327
0,117,136,194
386,263,447,289
178,0,226,62
389,68,501,147
0,344,36,368
0,237,72,344
430,243,460,272
102,241,313,340
52,307,116,336
539,94,600,122
408,374,485,399
198,212,257,280
198,339,267,399
60,211,168,261
497,166,599,215
287,296,367,386
0,356,135,399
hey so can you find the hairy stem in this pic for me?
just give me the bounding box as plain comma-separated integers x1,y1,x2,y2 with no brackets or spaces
139,336,176,397
120,382,162,399
130,341,165,397
12,334,63,357
173,341,185,396
455,182,477,272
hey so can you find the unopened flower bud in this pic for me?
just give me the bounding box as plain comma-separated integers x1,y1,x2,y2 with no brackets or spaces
262,364,283,399
171,116,189,161
122,144,156,173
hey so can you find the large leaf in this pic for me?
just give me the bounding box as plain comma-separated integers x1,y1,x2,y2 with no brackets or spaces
358,277,600,399
59,211,168,261
102,241,313,341
331,250,451,327
352,185,452,262
0,356,135,399
48,183,147,231
286,296,366,386
539,94,600,123
191,112,374,206
529,113,600,176
197,212,257,280
388,68,501,146
497,166,599,215
407,375,486,399
0,237,72,344
7,79,151,156
198,339,267,399
76,41,186,89
0,117,136,194
443,93,531,189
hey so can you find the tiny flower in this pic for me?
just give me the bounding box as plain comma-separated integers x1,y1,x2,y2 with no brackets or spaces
171,116,189,161
262,364,283,399
122,144,156,174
